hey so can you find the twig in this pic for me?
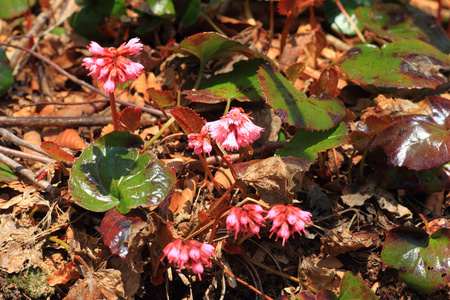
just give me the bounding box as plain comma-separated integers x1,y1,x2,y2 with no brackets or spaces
0,145,56,164
0,128,50,157
0,152,60,198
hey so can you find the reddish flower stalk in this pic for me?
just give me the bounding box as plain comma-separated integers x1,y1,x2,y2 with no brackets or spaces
265,204,312,246
206,107,264,151
226,204,266,239
162,238,215,280
83,38,144,131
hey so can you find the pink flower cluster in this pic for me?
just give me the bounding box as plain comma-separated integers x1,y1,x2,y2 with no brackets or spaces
226,204,265,239
226,204,312,246
82,38,145,93
187,108,264,155
162,238,215,280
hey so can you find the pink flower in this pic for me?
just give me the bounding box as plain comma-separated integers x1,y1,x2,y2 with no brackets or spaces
206,107,264,151
226,204,266,239
162,238,215,280
82,38,145,93
265,205,312,246
187,126,212,155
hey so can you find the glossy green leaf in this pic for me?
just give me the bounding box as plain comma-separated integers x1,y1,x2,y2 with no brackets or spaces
146,0,175,17
339,271,378,300
355,4,450,54
0,0,36,19
159,32,259,66
0,47,13,97
337,40,450,89
183,59,266,104
381,226,450,294
0,163,17,182
69,132,175,214
69,0,127,41
323,0,373,36
371,96,450,170
276,122,349,164
258,63,346,130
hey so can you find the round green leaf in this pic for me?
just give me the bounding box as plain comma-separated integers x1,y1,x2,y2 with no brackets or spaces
337,40,450,89
258,63,346,130
381,226,450,294
69,132,175,214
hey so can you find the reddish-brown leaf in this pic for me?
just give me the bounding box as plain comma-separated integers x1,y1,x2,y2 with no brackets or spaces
171,106,206,134
41,141,74,162
117,107,142,132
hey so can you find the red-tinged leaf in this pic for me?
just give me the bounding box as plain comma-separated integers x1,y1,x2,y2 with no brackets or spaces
222,241,245,254
147,89,176,109
381,226,450,294
41,141,74,162
371,95,450,170
99,209,142,259
258,63,346,130
339,271,378,299
364,114,393,134
310,67,339,97
285,61,305,84
315,290,338,300
117,107,142,133
350,131,374,147
171,106,206,134
158,32,259,67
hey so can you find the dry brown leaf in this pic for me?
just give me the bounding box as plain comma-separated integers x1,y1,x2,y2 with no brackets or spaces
424,191,445,216
129,73,149,106
64,269,124,300
320,227,381,256
101,124,114,136
214,167,234,190
22,129,42,156
298,256,343,294
42,128,87,150
169,175,198,214
46,262,81,286
161,155,198,173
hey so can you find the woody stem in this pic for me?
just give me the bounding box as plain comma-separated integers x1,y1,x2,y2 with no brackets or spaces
198,153,222,192
109,92,120,131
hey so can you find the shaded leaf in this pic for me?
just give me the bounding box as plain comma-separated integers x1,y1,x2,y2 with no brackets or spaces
276,122,349,166
337,40,450,89
310,67,339,97
99,209,142,258
0,163,17,182
183,59,266,104
372,96,450,170
323,0,373,36
171,106,206,134
41,141,75,162
355,4,450,54
285,62,305,84
381,226,450,294
0,47,13,96
117,107,142,132
178,0,203,28
69,132,176,214
158,32,259,66
339,271,378,299
258,63,346,130
0,0,36,19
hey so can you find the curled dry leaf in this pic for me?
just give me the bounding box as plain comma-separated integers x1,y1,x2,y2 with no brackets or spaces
42,128,87,150
22,129,42,156
129,73,149,107
168,175,198,214
46,262,81,286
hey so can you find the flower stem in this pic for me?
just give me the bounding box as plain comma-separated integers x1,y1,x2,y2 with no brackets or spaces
142,116,176,152
109,92,120,131
335,0,366,43
194,60,205,91
203,13,227,36
198,153,222,192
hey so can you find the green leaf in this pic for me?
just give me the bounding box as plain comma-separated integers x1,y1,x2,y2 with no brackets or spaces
339,271,379,300
337,39,450,89
0,47,13,96
276,122,349,164
355,4,450,54
183,59,266,104
69,0,127,41
381,226,450,294
69,132,175,214
0,0,36,19
146,0,175,17
258,63,346,130
159,32,259,67
178,0,204,28
0,163,17,182
323,0,373,36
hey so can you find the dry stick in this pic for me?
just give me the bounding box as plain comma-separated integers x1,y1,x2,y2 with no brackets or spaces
0,152,60,198
334,0,366,44
0,116,114,127
0,145,56,165
0,128,50,157
0,43,169,119
216,260,274,300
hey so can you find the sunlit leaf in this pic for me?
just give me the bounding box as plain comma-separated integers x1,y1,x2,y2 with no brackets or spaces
337,40,450,89
381,226,450,294
309,67,339,97
258,63,346,130
147,89,175,108
355,4,450,54
323,0,373,36
69,132,176,214
117,107,142,133
146,0,175,17
41,141,75,162
170,107,206,134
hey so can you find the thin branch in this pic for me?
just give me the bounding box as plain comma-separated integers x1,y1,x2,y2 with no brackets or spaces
0,145,56,164
0,128,50,157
